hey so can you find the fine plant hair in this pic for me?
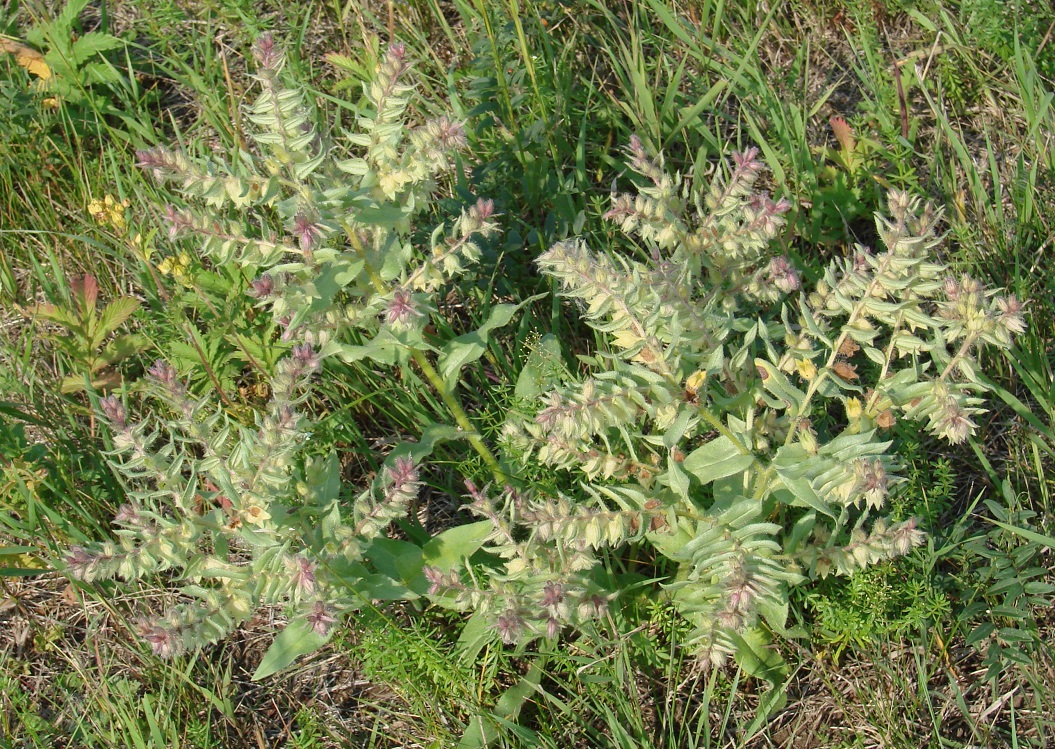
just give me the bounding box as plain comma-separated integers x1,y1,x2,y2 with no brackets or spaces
63,36,508,660
459,138,1026,667
61,35,1027,676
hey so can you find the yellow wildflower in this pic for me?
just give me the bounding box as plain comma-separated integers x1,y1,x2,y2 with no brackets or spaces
87,194,130,232
158,252,192,286
685,370,707,395
242,504,271,525
795,359,817,381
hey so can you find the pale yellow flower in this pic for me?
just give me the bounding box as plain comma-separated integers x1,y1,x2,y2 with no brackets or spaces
242,504,271,525
795,359,817,382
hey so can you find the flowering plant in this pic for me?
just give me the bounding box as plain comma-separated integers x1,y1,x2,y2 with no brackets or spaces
64,36,517,675
61,35,1026,683
428,138,1026,671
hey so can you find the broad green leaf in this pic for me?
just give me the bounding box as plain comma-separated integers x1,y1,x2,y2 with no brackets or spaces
773,475,836,519
728,627,787,686
662,406,695,448
354,202,408,226
385,423,465,465
455,609,494,665
438,295,544,391
303,452,341,505
364,537,423,585
756,588,792,634
665,454,691,502
334,331,402,365
681,435,754,485
754,359,807,410
458,661,542,749
358,573,415,601
514,333,563,402
422,521,492,572
252,618,330,680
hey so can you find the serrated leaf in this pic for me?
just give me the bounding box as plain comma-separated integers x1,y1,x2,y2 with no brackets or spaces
252,618,330,680
103,333,147,363
681,435,754,485
69,32,123,65
94,295,140,339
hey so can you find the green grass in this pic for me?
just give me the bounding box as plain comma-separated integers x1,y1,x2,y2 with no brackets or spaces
1,0,1053,746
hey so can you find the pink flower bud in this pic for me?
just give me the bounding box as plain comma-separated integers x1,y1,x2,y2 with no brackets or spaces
249,274,274,299
253,34,281,70
99,395,127,430
136,620,180,658
306,601,337,636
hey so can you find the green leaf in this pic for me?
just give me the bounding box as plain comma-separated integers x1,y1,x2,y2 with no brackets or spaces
458,661,543,749
334,330,404,365
364,537,424,586
387,423,465,465
756,589,790,634
988,518,1055,549
103,333,147,364
665,454,691,502
754,359,807,410
355,202,408,226
422,521,492,572
69,32,123,65
455,610,494,665
662,406,695,449
681,436,754,485
252,618,330,680
0,567,47,577
742,685,789,744
438,295,544,391
303,452,341,505
773,476,836,519
728,627,787,686
359,573,415,601
95,297,140,339
514,333,563,402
